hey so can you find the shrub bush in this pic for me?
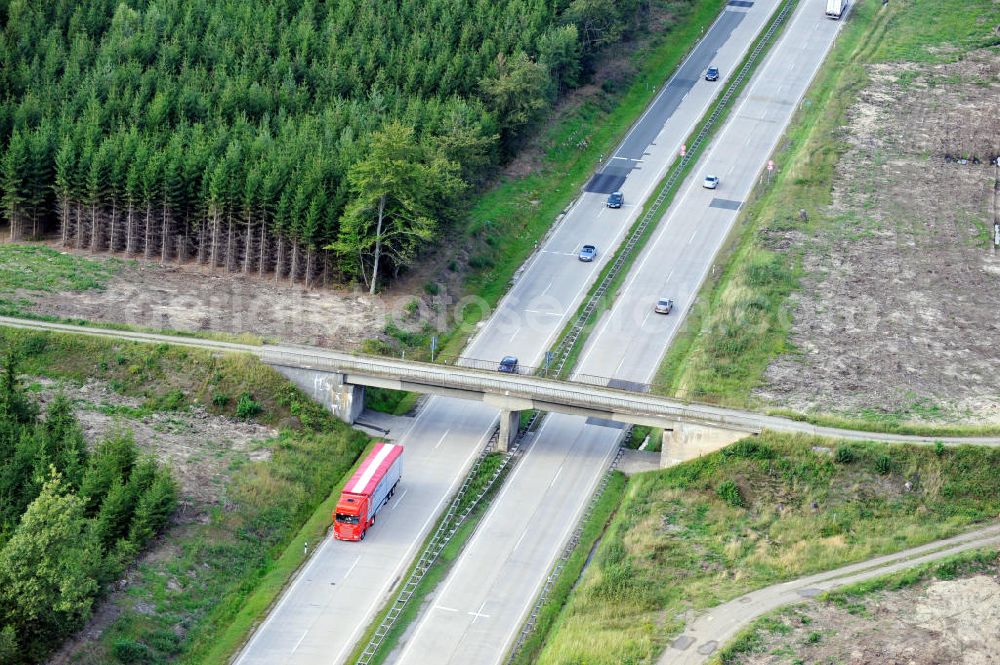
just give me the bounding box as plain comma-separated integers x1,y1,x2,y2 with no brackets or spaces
111,639,150,663
835,445,855,464
717,480,745,508
236,392,262,419
723,439,774,460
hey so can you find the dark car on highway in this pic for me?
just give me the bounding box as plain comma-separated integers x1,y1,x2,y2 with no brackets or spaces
606,191,624,208
578,244,597,262
498,356,519,373
705,66,720,81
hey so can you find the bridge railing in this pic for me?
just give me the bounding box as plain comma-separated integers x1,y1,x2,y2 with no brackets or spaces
261,347,767,432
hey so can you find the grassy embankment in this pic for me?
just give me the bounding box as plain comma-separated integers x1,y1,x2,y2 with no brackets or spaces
654,0,1000,435
364,0,729,414
0,326,368,664
531,432,1000,664
712,547,1000,664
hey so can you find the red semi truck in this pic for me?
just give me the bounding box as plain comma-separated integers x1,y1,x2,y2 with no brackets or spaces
334,442,403,541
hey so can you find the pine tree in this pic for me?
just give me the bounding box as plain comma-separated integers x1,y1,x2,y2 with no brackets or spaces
1,130,28,240
38,395,88,491
126,469,177,548
53,134,77,246
90,477,135,551
79,430,137,515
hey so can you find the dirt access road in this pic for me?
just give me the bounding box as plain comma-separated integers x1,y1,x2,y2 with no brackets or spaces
662,523,1000,664
757,49,1000,424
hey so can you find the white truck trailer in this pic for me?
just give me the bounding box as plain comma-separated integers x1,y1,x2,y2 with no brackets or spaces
825,0,847,19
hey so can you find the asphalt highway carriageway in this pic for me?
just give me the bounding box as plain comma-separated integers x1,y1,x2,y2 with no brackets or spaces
586,0,760,195
233,2,779,663
388,2,847,664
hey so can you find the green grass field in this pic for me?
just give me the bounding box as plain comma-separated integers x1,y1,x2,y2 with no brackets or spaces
0,244,125,315
532,432,1000,664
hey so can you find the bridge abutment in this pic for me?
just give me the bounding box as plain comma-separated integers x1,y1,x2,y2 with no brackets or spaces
270,365,365,424
660,422,748,467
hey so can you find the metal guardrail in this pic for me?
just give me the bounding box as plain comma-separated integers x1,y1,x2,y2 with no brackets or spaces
355,409,542,664
544,0,799,381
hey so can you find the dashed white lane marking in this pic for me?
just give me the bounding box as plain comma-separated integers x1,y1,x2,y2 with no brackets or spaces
344,555,361,580
548,466,563,488
391,489,408,509
434,429,451,450
291,629,308,654
512,530,529,552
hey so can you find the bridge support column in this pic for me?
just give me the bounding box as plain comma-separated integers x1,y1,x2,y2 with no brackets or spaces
661,422,748,468
497,409,520,453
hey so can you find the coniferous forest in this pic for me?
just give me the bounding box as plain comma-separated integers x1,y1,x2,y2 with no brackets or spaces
0,356,177,664
0,0,646,291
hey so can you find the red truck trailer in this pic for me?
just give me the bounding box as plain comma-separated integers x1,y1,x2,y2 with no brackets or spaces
334,442,403,541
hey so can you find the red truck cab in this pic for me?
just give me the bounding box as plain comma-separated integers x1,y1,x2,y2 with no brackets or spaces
334,442,403,541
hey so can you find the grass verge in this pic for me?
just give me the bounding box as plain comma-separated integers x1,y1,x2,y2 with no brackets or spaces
766,407,1000,438
509,471,627,665
711,547,1000,664
0,326,369,664
656,0,1000,412
529,431,1000,664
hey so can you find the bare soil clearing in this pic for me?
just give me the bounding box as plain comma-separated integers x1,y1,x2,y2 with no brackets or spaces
30,375,274,518
732,566,1000,665
20,255,409,348
757,49,1000,423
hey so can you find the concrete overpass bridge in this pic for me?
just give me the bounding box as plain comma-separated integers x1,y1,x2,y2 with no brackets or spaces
3,317,998,461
